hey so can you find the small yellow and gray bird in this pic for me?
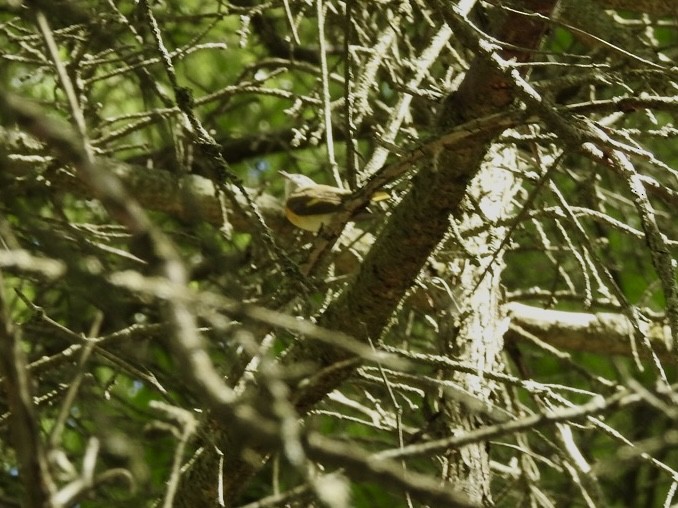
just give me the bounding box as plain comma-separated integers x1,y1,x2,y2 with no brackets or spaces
280,171,389,232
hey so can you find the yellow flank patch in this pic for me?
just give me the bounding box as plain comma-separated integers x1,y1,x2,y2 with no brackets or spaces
285,208,336,232
370,190,390,202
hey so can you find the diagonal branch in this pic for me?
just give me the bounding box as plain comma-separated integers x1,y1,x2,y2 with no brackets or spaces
0,272,56,507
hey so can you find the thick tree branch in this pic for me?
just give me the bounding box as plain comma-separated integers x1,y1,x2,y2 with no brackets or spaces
290,0,559,406
505,303,673,362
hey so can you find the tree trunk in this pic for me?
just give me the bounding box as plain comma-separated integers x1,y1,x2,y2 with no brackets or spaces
438,148,518,505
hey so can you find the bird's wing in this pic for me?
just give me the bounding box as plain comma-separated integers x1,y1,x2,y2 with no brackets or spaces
286,186,349,216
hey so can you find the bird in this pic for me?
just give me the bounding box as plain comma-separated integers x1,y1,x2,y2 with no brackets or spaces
280,171,389,232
